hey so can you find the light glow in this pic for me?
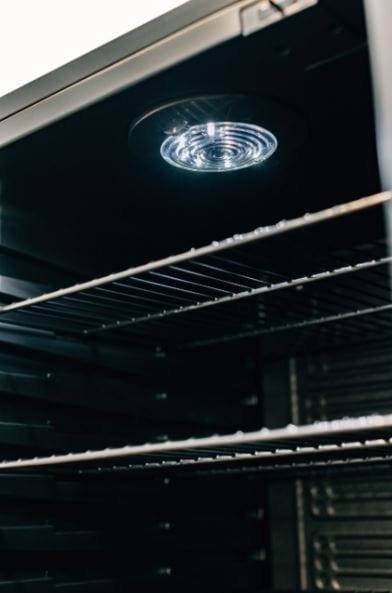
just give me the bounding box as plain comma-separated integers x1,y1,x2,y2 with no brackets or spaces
207,121,215,137
160,121,277,172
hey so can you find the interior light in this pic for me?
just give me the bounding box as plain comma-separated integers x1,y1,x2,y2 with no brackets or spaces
160,121,277,172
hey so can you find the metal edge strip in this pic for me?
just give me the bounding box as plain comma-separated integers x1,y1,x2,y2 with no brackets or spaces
0,1,252,148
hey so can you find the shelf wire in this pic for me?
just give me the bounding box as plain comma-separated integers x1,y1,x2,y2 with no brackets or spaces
0,191,390,348
1,413,392,473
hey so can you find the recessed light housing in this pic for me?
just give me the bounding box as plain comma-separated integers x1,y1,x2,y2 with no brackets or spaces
160,121,277,172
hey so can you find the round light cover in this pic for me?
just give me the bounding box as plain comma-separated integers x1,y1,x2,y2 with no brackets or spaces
160,121,277,172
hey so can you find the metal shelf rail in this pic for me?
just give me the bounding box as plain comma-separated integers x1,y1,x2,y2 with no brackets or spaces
2,413,392,472
0,191,391,347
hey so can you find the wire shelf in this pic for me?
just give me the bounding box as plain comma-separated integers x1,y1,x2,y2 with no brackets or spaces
2,413,392,473
83,451,392,478
0,191,391,348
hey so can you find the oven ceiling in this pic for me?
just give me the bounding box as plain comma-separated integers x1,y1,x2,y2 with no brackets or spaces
0,0,380,287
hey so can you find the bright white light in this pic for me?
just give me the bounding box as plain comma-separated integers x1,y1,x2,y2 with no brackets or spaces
0,0,188,98
207,122,215,137
161,122,278,173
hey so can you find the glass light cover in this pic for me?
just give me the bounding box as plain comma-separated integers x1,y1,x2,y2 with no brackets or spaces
160,121,277,172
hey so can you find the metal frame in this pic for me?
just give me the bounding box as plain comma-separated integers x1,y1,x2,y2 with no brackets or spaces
365,0,392,192
0,1,237,121
0,0,250,147
0,0,245,146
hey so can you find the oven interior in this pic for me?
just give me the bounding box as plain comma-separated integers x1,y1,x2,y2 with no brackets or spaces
0,1,391,591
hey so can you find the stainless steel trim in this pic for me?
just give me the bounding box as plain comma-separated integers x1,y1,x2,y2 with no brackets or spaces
241,1,282,36
0,1,253,148
365,0,392,192
241,0,317,37
0,0,237,122
277,0,318,17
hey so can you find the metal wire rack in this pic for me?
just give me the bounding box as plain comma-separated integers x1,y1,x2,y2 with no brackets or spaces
83,451,392,479
2,413,392,473
0,191,391,348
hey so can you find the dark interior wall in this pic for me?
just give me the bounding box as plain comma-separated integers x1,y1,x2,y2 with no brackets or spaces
0,328,263,459
0,324,266,592
0,470,268,592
